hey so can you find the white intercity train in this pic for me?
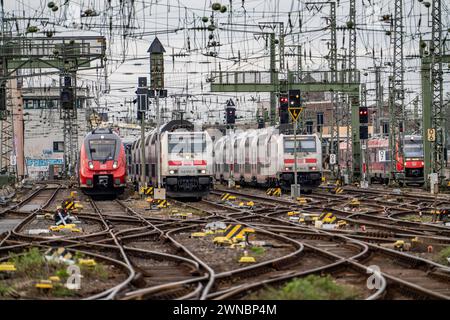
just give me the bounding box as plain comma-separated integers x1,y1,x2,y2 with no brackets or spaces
129,120,214,198
214,127,322,193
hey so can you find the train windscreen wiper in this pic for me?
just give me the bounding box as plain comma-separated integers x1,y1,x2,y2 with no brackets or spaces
102,151,112,164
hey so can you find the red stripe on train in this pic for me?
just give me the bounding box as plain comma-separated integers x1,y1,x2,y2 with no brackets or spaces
284,159,317,164
168,160,207,166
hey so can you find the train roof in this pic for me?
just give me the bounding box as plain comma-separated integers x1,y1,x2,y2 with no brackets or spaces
160,120,194,133
85,128,121,141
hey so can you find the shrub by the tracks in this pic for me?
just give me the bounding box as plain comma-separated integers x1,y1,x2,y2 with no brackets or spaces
249,275,360,300
434,247,450,265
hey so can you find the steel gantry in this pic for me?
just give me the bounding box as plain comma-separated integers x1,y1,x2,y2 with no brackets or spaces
429,0,446,186
306,1,340,179
0,35,106,178
0,8,15,179
209,69,362,180
347,0,362,181
421,38,449,188
388,0,406,185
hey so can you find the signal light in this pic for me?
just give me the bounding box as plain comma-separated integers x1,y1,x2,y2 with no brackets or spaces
359,107,369,124
288,89,301,109
226,107,236,124
60,87,74,109
279,94,289,124
360,125,368,140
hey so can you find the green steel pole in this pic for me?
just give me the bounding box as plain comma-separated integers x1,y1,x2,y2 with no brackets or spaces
421,57,432,189
350,93,361,181
270,33,277,126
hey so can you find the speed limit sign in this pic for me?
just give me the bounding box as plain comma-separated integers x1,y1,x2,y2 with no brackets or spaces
329,154,336,165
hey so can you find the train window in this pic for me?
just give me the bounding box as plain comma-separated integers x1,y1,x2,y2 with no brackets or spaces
151,164,156,177
89,140,116,161
403,139,424,158
168,134,206,154
306,121,313,134
284,139,316,153
145,164,150,177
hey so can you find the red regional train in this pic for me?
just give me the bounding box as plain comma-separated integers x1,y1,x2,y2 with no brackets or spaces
339,135,425,186
78,128,127,195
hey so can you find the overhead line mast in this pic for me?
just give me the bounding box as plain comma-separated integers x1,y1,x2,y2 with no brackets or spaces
388,0,405,185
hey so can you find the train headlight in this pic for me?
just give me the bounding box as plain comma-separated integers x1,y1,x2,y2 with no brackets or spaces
88,161,94,170
113,161,118,169
311,166,317,171
201,169,206,174
169,170,175,174
285,167,290,171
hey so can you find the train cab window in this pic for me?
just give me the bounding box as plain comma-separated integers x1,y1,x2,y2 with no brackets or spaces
89,140,116,161
284,138,316,153
403,139,424,158
168,134,206,154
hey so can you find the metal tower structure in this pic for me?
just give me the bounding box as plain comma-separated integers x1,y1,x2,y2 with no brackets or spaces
348,0,362,180
60,73,78,177
388,0,405,184
0,4,15,178
430,0,445,182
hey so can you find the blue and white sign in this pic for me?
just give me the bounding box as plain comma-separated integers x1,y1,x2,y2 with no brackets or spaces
26,159,64,167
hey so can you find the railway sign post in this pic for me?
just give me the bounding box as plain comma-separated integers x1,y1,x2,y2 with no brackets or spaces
136,77,148,191
148,37,166,197
329,154,336,165
288,90,303,198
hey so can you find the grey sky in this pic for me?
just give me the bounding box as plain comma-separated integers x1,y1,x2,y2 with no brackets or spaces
3,0,449,126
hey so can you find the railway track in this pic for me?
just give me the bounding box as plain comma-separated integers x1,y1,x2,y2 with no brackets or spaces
1,182,449,300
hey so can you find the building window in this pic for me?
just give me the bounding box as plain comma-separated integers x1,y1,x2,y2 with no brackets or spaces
316,112,324,132
306,121,313,134
53,141,64,152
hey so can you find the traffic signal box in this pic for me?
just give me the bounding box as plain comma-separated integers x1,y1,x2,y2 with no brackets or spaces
226,107,236,124
60,76,74,110
359,106,369,140
288,90,301,108
279,94,289,124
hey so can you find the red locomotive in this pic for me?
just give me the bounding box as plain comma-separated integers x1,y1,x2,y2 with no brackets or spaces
339,135,424,185
78,128,127,195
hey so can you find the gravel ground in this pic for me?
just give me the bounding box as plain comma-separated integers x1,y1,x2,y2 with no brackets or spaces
172,231,296,273
20,216,103,237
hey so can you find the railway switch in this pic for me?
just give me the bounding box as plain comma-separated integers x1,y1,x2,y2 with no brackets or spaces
191,232,207,238
35,280,53,290
349,198,360,208
48,276,61,283
0,263,16,272
297,197,309,205
239,251,256,263
78,259,97,267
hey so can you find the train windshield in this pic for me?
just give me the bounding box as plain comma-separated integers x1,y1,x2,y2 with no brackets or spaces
168,133,206,154
403,139,423,158
89,139,116,161
284,138,316,153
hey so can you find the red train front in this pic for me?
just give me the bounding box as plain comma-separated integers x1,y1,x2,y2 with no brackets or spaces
78,128,127,195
